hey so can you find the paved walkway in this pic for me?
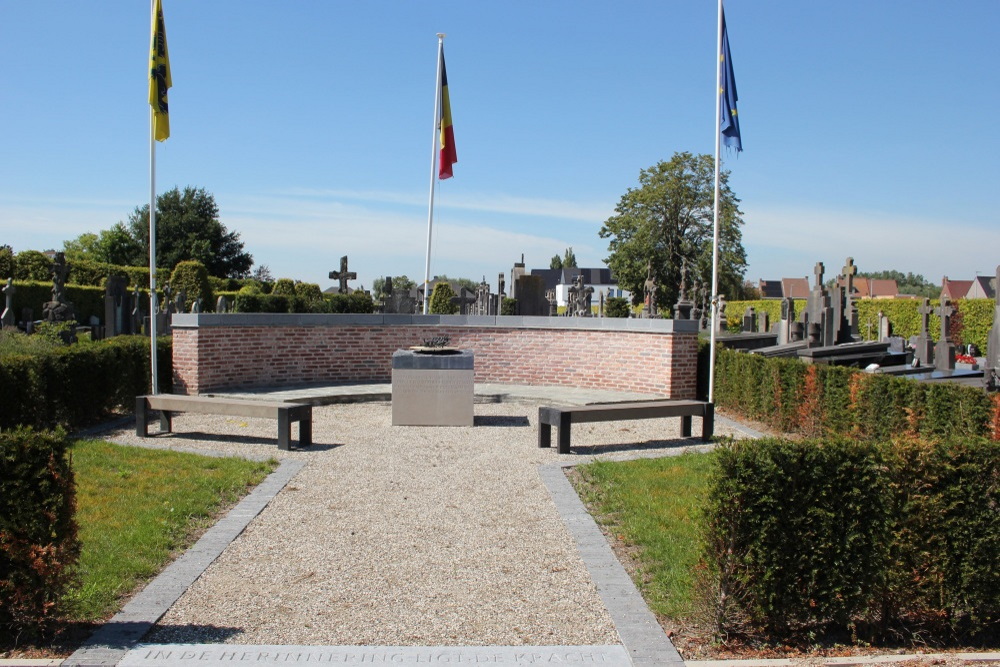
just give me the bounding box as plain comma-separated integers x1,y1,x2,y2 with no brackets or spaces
63,384,739,667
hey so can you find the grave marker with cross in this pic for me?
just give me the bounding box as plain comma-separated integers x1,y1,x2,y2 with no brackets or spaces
934,298,956,371
328,255,357,294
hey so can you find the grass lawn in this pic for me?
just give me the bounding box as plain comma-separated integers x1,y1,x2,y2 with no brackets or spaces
63,439,276,622
572,451,716,621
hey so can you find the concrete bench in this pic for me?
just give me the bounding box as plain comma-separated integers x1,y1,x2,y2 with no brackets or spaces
538,400,714,454
136,395,313,451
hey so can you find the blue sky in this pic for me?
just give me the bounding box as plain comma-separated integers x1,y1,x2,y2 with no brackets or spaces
1,1,998,293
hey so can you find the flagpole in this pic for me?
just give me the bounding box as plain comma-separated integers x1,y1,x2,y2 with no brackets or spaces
422,33,445,315
148,0,159,395
708,0,723,404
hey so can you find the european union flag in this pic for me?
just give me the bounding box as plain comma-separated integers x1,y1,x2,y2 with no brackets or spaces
719,8,741,152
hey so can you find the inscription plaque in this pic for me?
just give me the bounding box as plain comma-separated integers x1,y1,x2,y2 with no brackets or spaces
391,349,474,427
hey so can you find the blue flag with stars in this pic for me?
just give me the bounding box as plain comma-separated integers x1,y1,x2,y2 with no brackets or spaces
719,7,742,152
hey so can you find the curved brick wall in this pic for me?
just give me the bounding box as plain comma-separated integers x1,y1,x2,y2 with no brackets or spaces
171,314,699,399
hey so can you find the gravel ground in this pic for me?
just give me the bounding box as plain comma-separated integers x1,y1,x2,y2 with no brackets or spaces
101,399,741,647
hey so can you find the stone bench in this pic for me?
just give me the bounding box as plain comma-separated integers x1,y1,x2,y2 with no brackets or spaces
537,400,714,454
136,395,313,451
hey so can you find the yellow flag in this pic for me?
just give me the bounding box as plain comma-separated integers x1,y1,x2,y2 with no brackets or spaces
148,0,171,141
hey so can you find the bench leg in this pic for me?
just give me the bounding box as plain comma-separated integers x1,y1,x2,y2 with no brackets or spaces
538,408,552,448
278,410,291,451
702,404,715,441
299,416,312,448
159,410,172,433
680,415,692,438
136,397,149,437
557,412,572,455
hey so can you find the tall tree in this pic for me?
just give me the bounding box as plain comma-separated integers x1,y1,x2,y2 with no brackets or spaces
599,152,746,310
128,186,253,278
63,223,141,266
550,254,563,270
562,247,578,269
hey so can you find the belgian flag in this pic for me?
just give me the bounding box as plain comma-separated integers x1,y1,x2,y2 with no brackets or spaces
149,0,171,142
438,52,457,179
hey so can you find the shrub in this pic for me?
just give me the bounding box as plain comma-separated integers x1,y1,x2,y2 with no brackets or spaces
0,427,79,641
430,283,458,314
0,245,13,279
605,296,630,318
706,436,1000,640
501,297,517,315
13,251,51,281
271,278,296,297
0,335,170,431
169,261,213,312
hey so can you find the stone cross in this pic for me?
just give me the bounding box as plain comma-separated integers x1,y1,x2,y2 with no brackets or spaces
813,262,825,290
841,257,857,295
328,255,357,294
918,298,933,337
937,299,955,343
450,287,477,315
1,277,14,328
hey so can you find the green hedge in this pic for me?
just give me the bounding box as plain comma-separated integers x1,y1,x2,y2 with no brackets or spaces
706,436,1000,639
726,298,997,350
0,336,171,431
712,348,992,440
0,427,79,640
231,291,375,314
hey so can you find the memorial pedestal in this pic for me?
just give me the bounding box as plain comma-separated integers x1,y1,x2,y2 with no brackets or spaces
391,349,474,426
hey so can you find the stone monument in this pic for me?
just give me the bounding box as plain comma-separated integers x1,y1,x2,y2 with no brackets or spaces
391,340,473,427
42,252,76,323
934,299,956,371
328,255,357,294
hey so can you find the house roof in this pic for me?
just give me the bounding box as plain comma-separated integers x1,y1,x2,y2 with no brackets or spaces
940,277,974,300
782,277,810,299
837,277,899,298
529,267,616,291
968,276,996,300
758,280,783,299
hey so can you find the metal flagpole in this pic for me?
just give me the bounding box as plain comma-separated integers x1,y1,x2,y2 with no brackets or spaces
422,34,445,315
708,0,723,404
148,0,159,395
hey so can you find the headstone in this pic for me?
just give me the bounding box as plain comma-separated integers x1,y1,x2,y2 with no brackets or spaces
216,295,229,313
741,306,756,333
716,295,728,333
934,299,956,371
515,274,549,316
21,308,34,334
328,255,357,294
598,289,606,318
758,310,770,335
191,297,202,313
566,274,593,317
981,268,1000,389
642,260,658,318
842,257,860,340
450,287,476,315
104,276,131,337
42,252,76,323
877,310,892,341
510,255,527,300
497,272,506,298
132,286,144,335
545,288,558,316
1,277,15,329
778,297,796,345
914,298,934,366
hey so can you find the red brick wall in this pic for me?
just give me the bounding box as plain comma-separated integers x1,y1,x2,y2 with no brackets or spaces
172,325,698,398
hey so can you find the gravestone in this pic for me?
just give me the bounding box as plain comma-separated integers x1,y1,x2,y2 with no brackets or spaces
914,298,934,366
566,274,593,317
42,252,76,323
741,306,757,332
515,274,548,316
642,260,658,318
878,310,892,341
545,288,558,316
934,299,956,371
216,295,229,313
450,287,476,315
132,286,144,335
104,276,132,336
842,257,860,340
778,297,796,345
758,310,770,334
328,255,356,294
2,277,15,329
716,295,728,333
985,266,1000,389
672,260,694,320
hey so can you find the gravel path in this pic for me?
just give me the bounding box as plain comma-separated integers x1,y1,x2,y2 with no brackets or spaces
102,399,737,647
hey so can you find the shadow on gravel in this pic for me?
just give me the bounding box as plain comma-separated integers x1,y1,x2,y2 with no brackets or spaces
147,431,343,452
570,438,698,456
473,415,531,427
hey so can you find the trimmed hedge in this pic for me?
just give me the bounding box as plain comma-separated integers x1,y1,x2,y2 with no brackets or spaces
0,336,171,431
706,436,1000,639
713,348,993,440
726,298,997,351
0,427,79,640
231,291,374,314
